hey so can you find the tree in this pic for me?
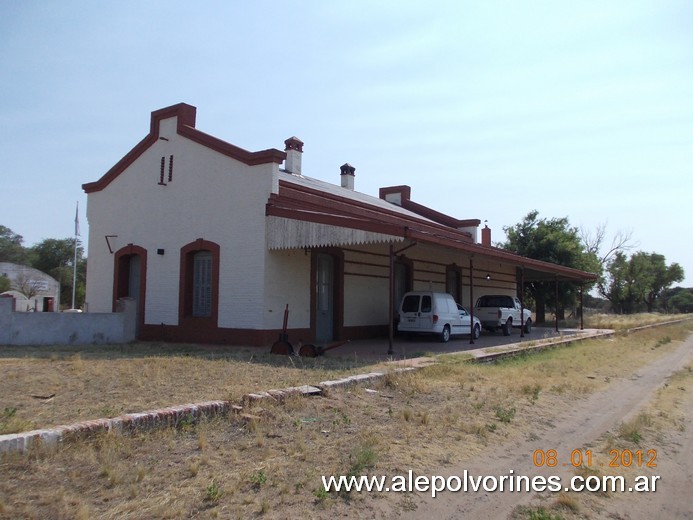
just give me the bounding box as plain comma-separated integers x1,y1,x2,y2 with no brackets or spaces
11,272,42,299
30,238,87,309
581,222,635,267
668,289,693,313
0,225,28,264
599,251,630,313
502,210,600,323
634,252,684,312
600,251,684,313
580,222,635,293
0,275,10,293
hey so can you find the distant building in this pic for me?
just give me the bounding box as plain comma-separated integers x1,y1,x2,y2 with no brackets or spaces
0,262,60,312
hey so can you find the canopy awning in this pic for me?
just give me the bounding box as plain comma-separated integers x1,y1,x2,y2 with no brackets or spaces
267,216,404,250
266,176,598,283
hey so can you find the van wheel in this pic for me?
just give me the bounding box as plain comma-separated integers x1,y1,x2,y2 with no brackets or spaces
440,325,451,343
502,318,512,336
473,324,481,340
524,318,532,334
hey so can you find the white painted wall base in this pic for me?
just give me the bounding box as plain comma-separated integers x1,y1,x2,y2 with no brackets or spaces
0,297,137,346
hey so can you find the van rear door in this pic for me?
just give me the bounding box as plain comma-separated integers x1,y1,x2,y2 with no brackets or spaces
400,293,423,330
418,294,433,330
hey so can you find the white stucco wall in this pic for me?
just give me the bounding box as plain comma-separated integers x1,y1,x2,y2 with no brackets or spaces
262,249,311,330
397,244,518,308
85,113,277,328
343,247,390,327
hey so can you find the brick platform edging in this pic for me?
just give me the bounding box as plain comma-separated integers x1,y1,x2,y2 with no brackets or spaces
624,317,692,334
469,329,615,363
466,318,693,363
3,319,688,454
0,368,417,454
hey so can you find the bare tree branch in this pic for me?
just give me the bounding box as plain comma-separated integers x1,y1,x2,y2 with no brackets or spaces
11,273,42,300
580,222,637,266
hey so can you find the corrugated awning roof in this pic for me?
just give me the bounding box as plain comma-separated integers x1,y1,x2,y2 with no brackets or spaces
266,173,598,283
267,216,404,250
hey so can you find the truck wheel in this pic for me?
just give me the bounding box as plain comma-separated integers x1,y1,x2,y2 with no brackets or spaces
440,325,451,343
524,318,532,334
473,323,481,340
502,318,512,336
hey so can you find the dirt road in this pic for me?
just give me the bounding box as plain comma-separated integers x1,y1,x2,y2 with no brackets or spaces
395,335,693,519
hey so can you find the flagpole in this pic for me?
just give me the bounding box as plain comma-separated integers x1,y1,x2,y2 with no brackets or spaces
72,201,79,309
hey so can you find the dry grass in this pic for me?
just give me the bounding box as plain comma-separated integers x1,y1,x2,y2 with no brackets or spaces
0,343,378,432
0,322,690,519
518,326,693,520
583,312,688,331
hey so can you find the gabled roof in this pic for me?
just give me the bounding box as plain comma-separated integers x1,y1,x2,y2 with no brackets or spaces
268,173,598,283
379,185,480,229
268,172,476,243
84,103,597,283
82,103,286,194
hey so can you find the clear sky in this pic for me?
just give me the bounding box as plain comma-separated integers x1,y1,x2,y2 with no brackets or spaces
1,1,691,287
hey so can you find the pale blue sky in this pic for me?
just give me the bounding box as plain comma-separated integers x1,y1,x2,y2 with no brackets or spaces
1,1,691,286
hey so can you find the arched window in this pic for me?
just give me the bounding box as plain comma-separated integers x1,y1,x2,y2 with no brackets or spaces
180,240,220,325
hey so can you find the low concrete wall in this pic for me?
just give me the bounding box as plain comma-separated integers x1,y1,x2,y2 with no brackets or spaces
0,297,137,345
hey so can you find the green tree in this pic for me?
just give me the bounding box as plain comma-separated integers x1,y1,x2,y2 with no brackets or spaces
0,225,29,264
502,210,600,323
634,252,684,312
0,275,10,293
30,238,87,309
668,289,693,313
599,251,630,313
600,252,684,313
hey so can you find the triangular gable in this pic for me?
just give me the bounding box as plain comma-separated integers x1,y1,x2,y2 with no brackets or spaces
83,103,285,194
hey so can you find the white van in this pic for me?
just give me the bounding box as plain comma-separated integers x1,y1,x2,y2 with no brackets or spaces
397,291,481,342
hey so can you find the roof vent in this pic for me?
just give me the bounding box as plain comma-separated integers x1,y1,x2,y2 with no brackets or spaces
284,137,303,175
340,163,355,190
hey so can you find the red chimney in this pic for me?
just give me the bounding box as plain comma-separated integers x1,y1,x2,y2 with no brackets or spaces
481,225,491,246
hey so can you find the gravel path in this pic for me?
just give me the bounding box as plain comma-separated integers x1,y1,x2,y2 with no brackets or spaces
395,334,693,519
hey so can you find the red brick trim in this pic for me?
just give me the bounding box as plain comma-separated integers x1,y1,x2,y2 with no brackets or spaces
403,228,597,281
112,244,148,330
379,185,411,201
179,239,220,329
139,323,312,347
83,103,285,194
401,199,481,229
342,324,389,341
379,185,480,229
178,125,286,166
271,182,475,244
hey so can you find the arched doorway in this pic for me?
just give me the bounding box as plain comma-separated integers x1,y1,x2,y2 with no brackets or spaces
113,245,148,334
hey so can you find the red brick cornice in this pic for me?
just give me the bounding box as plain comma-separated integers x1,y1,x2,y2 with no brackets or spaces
83,103,285,193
